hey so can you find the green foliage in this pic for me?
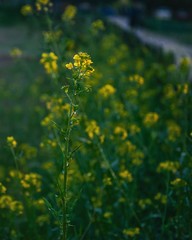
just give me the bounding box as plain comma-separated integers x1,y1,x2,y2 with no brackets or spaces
0,3,192,240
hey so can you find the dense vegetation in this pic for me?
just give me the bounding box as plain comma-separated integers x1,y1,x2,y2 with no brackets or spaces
0,2,192,239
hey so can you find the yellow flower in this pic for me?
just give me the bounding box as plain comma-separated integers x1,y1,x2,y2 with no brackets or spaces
7,136,17,148
103,212,113,219
103,177,112,186
43,30,62,43
0,183,6,194
154,193,167,204
129,124,141,135
62,5,77,21
66,52,94,79
92,19,105,32
85,120,100,139
167,122,181,142
36,0,52,11
65,62,73,70
10,48,22,58
123,227,140,237
157,161,180,173
171,178,187,187
0,195,23,215
138,198,152,209
21,4,33,15
143,112,159,127
114,126,128,140
10,201,23,215
129,74,144,85
179,57,191,68
98,84,116,98
183,83,189,94
40,52,58,74
119,170,133,182
21,173,42,192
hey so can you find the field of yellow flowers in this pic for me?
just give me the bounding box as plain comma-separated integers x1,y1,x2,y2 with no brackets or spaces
0,2,192,240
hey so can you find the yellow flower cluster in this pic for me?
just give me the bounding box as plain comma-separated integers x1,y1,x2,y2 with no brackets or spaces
143,112,159,127
167,122,181,142
85,120,100,139
41,114,53,127
21,4,33,15
0,182,6,194
103,211,113,219
119,169,133,182
10,48,22,58
103,176,112,186
92,19,105,31
0,195,23,215
7,136,17,148
40,52,58,74
114,126,128,140
154,193,167,204
98,84,116,98
36,0,52,12
123,227,140,237
9,170,22,179
157,161,180,173
43,30,62,43
131,150,144,166
129,74,144,85
20,173,42,193
171,178,187,187
138,198,152,209
66,52,94,79
62,5,77,21
129,124,141,135
164,84,175,99
118,140,136,155
179,56,191,68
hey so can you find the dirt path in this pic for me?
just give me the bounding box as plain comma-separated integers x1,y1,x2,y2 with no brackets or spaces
108,16,192,64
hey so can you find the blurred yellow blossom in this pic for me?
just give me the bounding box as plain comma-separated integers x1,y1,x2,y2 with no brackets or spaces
167,122,181,142
43,30,62,43
171,178,187,187
62,5,77,21
119,169,133,182
157,161,180,173
154,193,167,204
40,52,58,74
129,74,144,85
21,173,42,193
114,126,128,140
92,19,105,32
85,120,100,139
10,48,22,58
0,195,23,215
138,198,152,209
21,4,33,15
98,84,116,98
0,183,6,194
143,112,159,127
7,136,17,148
103,211,113,219
36,0,52,11
123,227,140,237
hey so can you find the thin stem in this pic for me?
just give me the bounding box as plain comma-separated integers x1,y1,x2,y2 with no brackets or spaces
62,94,73,240
162,172,170,234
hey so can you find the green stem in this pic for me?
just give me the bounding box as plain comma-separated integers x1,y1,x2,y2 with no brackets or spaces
62,94,73,240
162,172,170,234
